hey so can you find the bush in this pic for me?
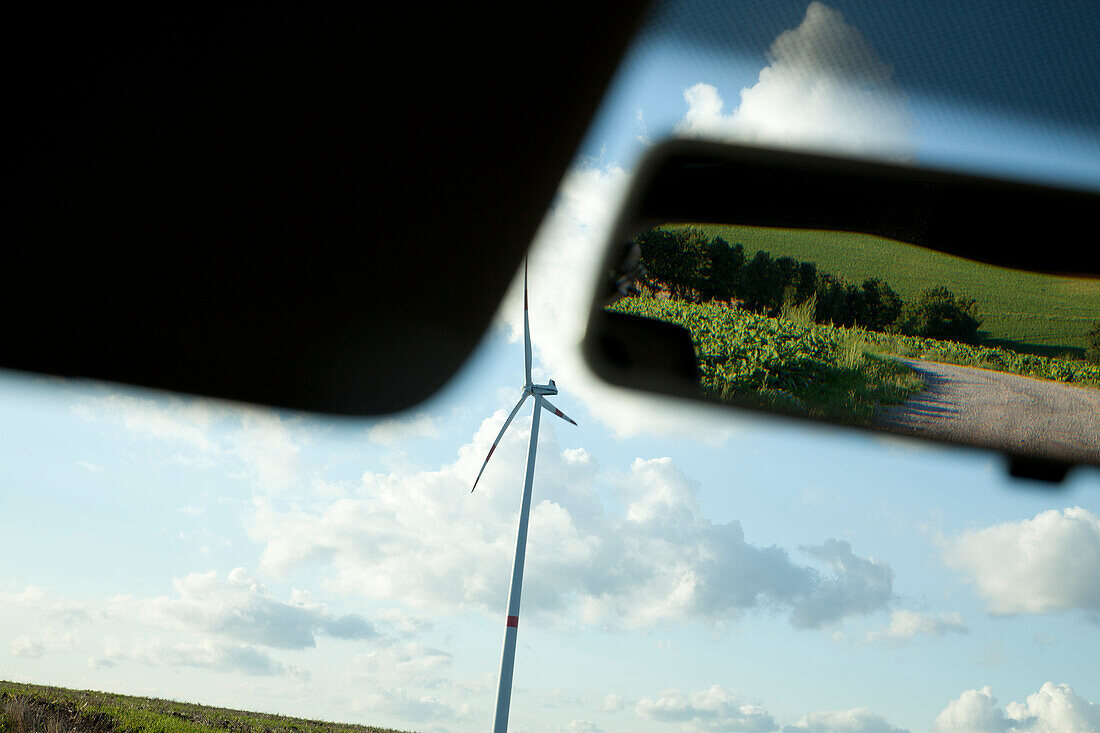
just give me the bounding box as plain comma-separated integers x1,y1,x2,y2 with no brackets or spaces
635,228,709,300
1086,321,1100,363
854,278,903,331
636,228,748,303
701,236,744,302
738,251,784,313
813,273,856,326
898,286,982,344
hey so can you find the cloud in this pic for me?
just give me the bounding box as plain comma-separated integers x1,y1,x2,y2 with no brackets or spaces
247,423,892,631
1,585,92,625
355,642,453,688
10,636,44,658
636,685,777,731
674,2,914,158
790,539,893,629
783,708,908,733
73,394,219,456
977,642,1004,667
0,584,47,606
566,722,603,733
635,106,652,146
367,412,441,445
1006,683,1100,733
111,567,376,649
96,638,303,678
72,394,303,491
229,410,302,494
633,687,908,733
175,505,205,517
9,629,77,658
934,683,1100,733
863,610,968,645
941,507,1100,615
354,688,467,725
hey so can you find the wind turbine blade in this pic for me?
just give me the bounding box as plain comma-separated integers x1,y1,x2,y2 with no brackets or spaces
523,259,533,387
472,393,530,492
540,397,577,426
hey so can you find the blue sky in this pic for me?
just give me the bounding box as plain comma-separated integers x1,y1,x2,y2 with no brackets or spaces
3,3,1100,733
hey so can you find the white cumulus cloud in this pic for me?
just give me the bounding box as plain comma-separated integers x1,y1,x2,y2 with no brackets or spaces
674,2,914,158
246,417,892,632
783,707,909,732
366,412,441,445
9,629,75,659
353,688,468,725
565,722,603,733
934,682,1100,733
96,638,304,678
864,610,968,645
636,685,777,732
72,394,220,456
355,642,453,688
941,507,1100,615
110,567,376,649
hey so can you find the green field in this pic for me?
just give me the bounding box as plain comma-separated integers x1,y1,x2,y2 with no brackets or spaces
0,681,412,733
674,223,1100,354
609,294,1100,423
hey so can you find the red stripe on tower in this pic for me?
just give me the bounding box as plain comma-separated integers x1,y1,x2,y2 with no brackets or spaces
506,615,519,628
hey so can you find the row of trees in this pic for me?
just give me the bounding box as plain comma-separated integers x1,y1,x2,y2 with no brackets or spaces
636,228,984,344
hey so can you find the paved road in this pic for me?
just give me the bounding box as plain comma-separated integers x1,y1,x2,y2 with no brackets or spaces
874,358,1100,463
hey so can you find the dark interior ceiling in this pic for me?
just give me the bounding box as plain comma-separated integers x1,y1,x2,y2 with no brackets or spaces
2,2,650,415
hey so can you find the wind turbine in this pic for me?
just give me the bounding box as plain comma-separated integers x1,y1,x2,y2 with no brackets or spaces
472,259,577,733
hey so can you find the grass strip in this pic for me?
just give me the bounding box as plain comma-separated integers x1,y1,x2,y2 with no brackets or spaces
0,681,412,733
857,330,1100,388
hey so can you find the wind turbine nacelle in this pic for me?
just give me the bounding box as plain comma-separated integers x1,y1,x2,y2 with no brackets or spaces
530,383,558,396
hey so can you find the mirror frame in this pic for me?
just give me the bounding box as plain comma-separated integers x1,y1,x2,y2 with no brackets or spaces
583,139,1100,479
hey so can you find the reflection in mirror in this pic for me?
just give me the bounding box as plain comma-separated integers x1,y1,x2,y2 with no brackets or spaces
605,223,1100,465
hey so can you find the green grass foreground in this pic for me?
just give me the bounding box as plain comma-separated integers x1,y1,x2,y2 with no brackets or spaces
610,295,1100,424
0,681,413,733
684,223,1100,354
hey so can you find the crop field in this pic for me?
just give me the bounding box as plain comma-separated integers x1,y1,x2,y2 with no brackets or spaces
675,223,1100,354
0,681,412,733
609,295,924,425
609,294,1100,423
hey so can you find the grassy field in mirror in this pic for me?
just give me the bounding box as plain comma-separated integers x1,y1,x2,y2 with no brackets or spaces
693,224,1100,355
609,224,1100,444
0,681,413,733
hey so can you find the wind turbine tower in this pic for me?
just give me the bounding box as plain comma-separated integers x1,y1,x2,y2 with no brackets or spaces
471,260,577,733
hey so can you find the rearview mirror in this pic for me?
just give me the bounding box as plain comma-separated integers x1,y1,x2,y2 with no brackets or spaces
583,140,1100,477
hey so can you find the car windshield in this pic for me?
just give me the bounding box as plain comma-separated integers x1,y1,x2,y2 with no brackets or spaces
3,3,1099,733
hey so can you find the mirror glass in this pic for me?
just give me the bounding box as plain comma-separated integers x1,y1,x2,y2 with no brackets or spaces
588,147,1100,467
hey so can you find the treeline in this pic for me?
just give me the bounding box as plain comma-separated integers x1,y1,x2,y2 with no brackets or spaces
636,227,983,344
